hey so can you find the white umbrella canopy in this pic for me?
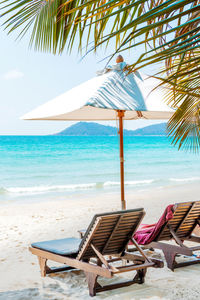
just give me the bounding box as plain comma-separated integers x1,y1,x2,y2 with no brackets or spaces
22,60,173,121
22,56,174,209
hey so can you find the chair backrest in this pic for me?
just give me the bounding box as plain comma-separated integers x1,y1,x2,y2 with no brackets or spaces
77,208,145,260
157,201,200,241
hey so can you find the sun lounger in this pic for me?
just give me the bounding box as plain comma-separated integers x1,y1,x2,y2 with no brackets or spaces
30,208,163,297
133,201,200,271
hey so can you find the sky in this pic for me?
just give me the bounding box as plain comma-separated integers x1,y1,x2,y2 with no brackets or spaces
0,27,166,135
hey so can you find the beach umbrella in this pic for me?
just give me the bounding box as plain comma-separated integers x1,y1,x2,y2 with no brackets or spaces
22,56,174,210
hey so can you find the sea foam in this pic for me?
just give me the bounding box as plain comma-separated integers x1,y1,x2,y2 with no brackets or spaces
4,183,96,194
1,179,155,195
170,177,200,183
104,179,154,186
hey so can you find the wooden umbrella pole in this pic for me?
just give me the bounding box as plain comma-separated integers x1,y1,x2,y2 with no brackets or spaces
117,110,126,210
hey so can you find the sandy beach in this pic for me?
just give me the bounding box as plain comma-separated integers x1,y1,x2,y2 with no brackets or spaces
1,1,200,298
1,183,200,300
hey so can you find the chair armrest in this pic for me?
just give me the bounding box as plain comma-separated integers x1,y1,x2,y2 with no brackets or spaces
78,229,86,238
192,224,200,236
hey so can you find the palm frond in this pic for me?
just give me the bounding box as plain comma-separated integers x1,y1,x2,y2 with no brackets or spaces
158,49,200,152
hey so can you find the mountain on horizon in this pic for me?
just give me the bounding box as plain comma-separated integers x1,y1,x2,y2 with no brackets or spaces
55,122,167,136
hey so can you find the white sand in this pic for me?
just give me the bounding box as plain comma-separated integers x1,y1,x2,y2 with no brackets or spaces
0,183,200,300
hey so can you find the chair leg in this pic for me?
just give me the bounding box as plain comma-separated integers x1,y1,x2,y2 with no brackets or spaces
133,268,147,284
162,250,176,271
37,256,47,277
84,272,99,297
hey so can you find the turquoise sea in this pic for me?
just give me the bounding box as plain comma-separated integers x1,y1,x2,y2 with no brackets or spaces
0,136,200,204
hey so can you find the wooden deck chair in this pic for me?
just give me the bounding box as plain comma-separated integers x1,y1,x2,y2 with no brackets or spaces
141,201,200,271
30,208,163,297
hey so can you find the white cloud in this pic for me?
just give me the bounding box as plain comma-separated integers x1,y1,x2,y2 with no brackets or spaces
3,69,24,80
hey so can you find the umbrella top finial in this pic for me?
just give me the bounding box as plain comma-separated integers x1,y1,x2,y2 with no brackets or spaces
116,55,124,63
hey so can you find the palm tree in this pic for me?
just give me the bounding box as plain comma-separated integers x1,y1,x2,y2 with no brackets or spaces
1,0,200,150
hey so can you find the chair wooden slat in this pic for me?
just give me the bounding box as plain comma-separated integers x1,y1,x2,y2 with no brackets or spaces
158,201,200,240
78,209,145,260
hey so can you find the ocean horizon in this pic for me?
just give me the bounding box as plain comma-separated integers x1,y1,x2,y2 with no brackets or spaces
1,135,200,204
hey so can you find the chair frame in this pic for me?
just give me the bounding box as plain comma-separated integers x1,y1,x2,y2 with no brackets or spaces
30,209,163,297
139,201,200,271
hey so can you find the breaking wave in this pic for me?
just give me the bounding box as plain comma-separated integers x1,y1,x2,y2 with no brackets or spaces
0,179,155,195
170,177,200,183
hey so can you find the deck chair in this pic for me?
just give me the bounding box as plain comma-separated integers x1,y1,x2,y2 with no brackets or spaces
29,208,163,297
133,201,200,271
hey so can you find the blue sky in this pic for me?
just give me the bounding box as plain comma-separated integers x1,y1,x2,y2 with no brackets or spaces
0,29,165,135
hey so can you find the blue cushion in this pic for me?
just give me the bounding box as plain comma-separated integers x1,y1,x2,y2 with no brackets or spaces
31,237,81,256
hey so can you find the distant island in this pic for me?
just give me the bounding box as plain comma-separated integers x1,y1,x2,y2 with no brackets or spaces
54,122,167,136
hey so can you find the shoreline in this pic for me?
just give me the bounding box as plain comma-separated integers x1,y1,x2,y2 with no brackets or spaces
1,180,200,207
1,182,200,299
